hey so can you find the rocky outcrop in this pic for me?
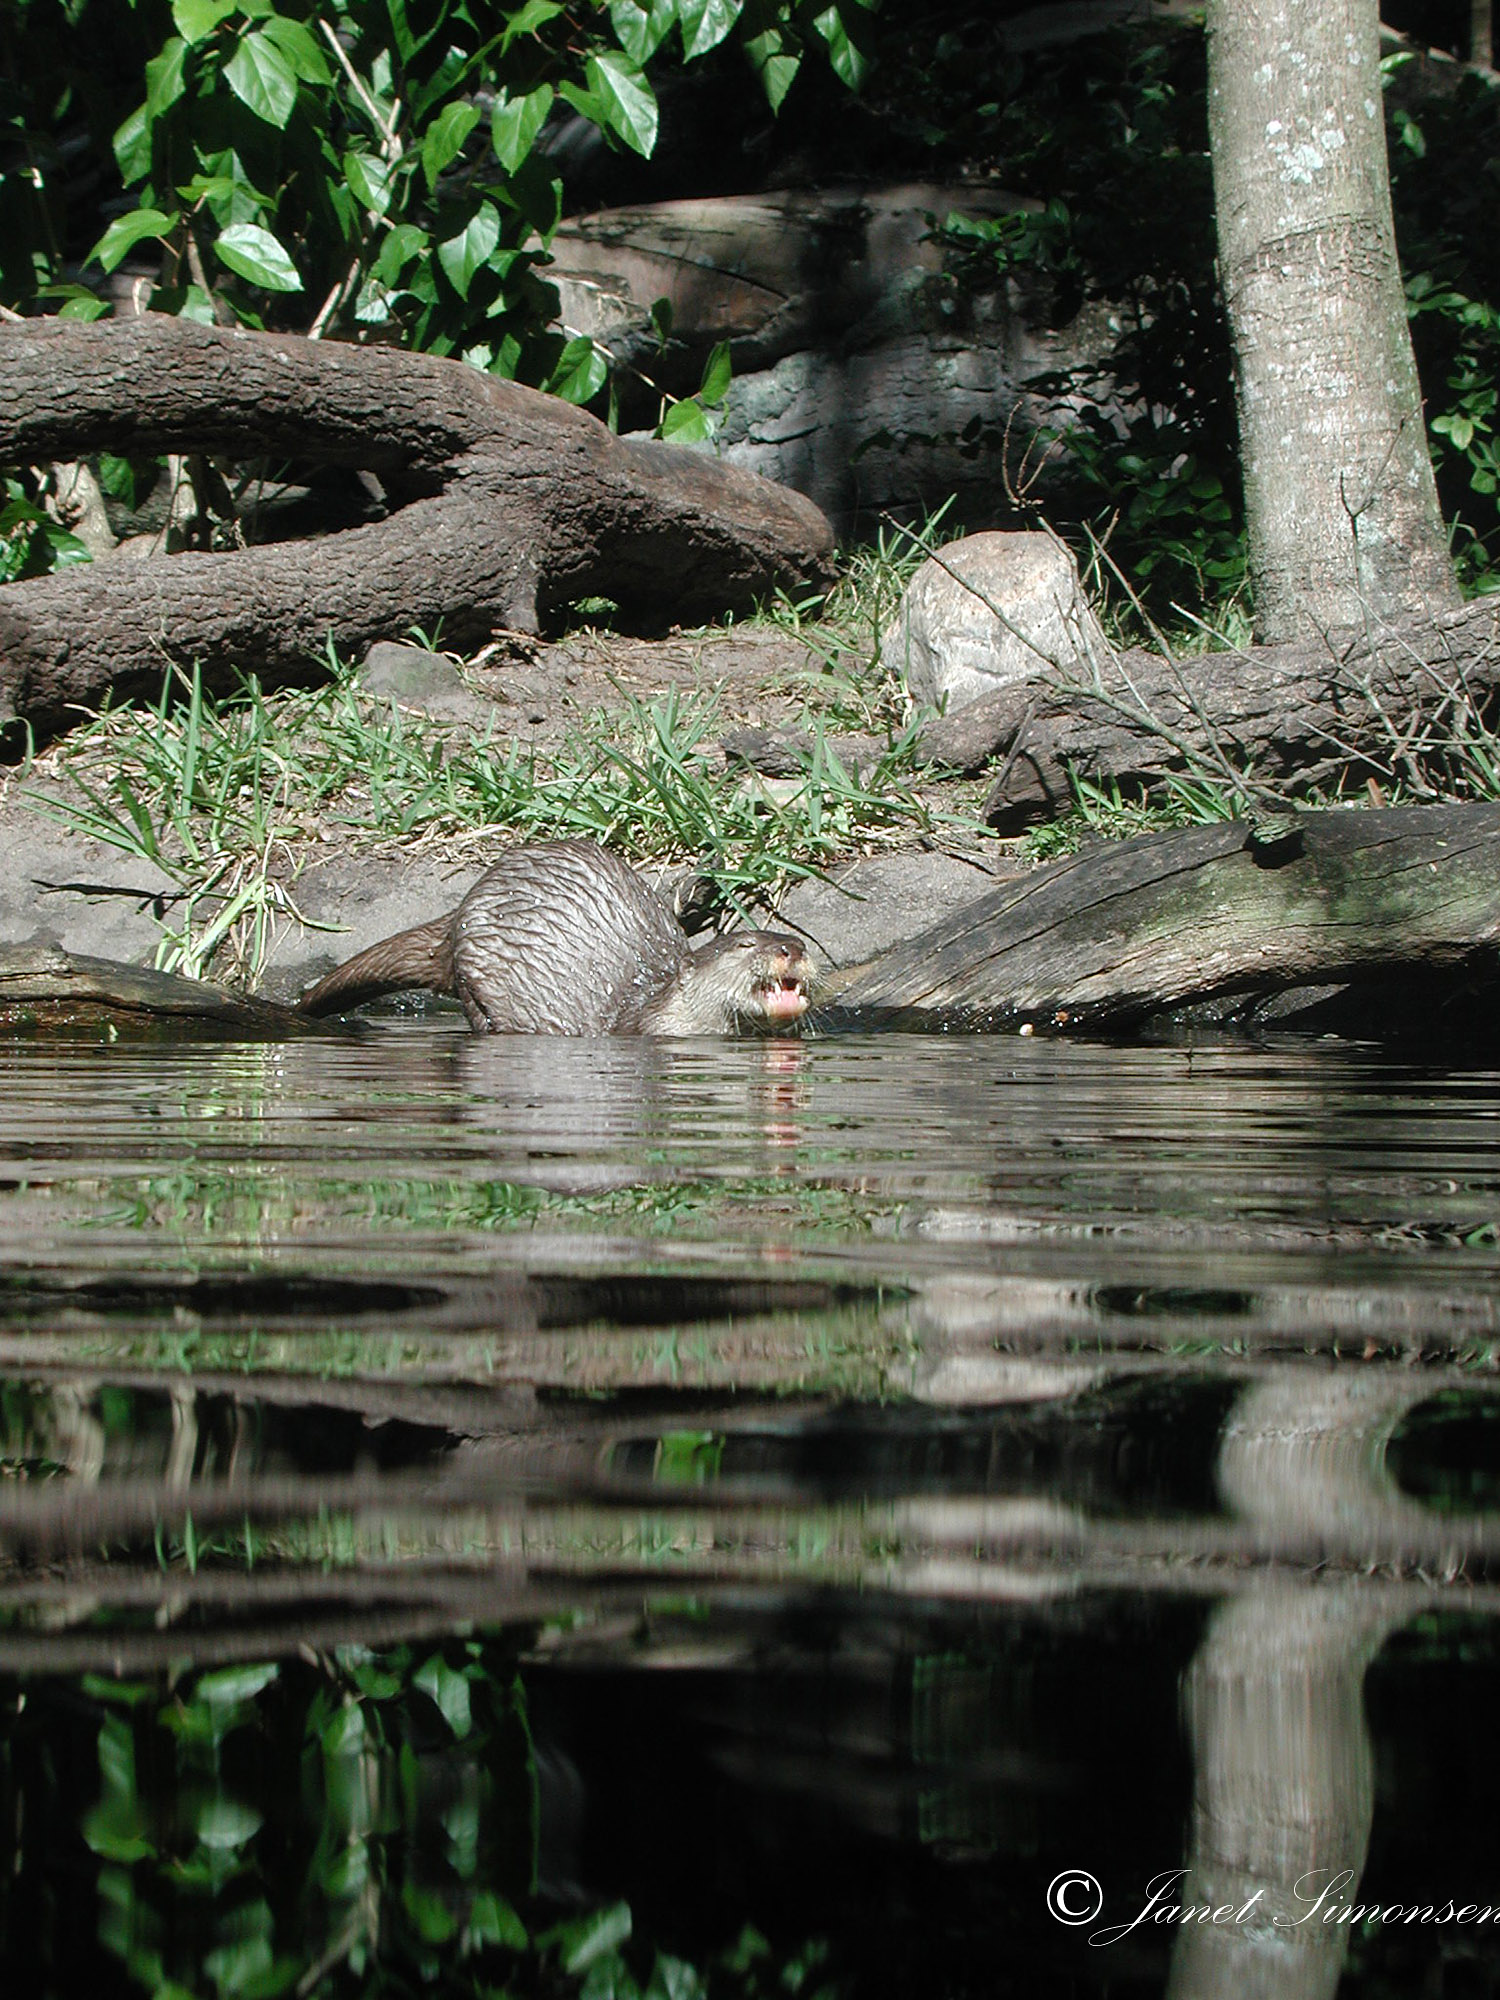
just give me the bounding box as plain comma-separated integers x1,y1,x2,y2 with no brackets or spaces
549,185,1113,531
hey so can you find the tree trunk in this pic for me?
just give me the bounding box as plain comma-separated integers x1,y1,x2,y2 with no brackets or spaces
1206,0,1460,640
1474,0,1494,70
0,316,834,734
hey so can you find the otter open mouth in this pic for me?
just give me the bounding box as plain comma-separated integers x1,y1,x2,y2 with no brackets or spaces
754,967,812,1021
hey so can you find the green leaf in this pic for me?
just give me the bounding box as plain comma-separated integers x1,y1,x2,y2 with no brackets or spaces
659,397,709,441
414,1654,472,1737
224,31,299,129
500,0,565,50
421,100,481,189
581,1950,640,2000
89,208,177,274
372,221,427,283
679,0,740,61
403,1880,459,1944
743,26,800,111
586,50,658,156
491,83,554,173
177,284,221,324
203,1934,274,1995
646,1952,706,2000
58,293,111,321
259,13,333,84
321,1702,368,1757
558,79,604,126
811,5,866,89
438,202,500,299
553,1902,633,1974
113,104,152,185
610,0,675,64
213,221,302,290
467,1891,528,1950
344,150,393,216
197,1661,279,1705
179,147,266,225
145,38,189,123
499,155,563,238
197,1797,264,1850
410,42,471,122
178,170,237,205
83,1802,154,1864
548,335,608,404
172,0,236,42
698,339,731,404
385,0,447,61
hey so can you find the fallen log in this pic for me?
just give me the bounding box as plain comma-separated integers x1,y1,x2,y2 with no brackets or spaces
815,802,1500,1032
0,939,313,1035
918,599,1500,832
0,316,834,733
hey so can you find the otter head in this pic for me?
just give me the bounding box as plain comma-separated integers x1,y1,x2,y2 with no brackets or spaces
645,930,814,1035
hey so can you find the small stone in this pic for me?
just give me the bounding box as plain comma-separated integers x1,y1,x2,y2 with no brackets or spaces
881,530,1109,713
359,641,483,721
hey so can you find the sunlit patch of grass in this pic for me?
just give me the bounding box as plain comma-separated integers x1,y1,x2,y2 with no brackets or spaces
25,625,990,979
1021,770,1242,862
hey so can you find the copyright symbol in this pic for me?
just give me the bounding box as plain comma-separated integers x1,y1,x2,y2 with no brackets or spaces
1047,1870,1103,1924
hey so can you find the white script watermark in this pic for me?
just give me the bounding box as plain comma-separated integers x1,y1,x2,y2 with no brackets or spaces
1046,1868,1500,1945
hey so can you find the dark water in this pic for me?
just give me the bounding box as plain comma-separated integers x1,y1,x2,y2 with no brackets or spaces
3,1023,1500,1998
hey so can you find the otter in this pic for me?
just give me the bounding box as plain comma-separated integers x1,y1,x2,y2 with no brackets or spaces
298,839,812,1035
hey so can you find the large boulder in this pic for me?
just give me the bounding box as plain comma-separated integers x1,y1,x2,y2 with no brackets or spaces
548,186,1113,532
881,531,1109,713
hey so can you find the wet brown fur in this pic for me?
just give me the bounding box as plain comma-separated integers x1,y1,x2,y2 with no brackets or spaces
298,840,810,1036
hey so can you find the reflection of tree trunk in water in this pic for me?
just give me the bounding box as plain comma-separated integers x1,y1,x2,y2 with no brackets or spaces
1167,1374,1424,1999
1218,1371,1450,1553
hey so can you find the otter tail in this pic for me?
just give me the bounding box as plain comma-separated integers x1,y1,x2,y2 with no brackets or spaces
298,916,456,1017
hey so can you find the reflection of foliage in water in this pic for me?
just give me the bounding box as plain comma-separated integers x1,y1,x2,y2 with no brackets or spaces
0,1646,838,1999
18,1295,915,1400
88,1169,904,1243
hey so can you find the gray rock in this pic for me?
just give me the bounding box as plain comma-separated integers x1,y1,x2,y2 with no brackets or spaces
549,184,1111,531
881,531,1109,713
359,642,490,724
0,797,181,966
719,726,883,783
776,849,1020,969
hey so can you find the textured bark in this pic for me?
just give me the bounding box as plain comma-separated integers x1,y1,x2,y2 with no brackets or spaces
0,938,314,1034
0,316,835,731
817,802,1500,1031
1474,0,1494,69
916,599,1500,832
1206,0,1460,639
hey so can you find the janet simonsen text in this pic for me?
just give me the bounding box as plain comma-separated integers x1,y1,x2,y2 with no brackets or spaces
1047,1867,1500,1945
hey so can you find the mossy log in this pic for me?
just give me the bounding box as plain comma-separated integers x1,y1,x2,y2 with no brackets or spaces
0,315,834,733
919,599,1500,832
816,802,1500,1032
0,939,310,1035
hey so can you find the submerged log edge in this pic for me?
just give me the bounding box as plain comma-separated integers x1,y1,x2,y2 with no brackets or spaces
814,801,1500,1033
4,803,1498,1038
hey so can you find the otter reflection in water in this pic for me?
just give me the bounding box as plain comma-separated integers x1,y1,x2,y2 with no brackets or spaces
298,839,812,1035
